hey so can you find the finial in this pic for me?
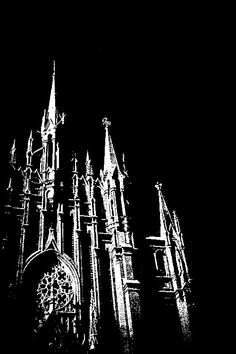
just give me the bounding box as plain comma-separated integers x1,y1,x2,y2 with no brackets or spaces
71,151,78,173
122,153,129,177
27,130,33,148
7,177,13,192
122,153,125,163
41,109,46,133
155,181,162,191
85,150,94,176
10,139,17,165
86,150,90,163
26,130,33,166
102,117,111,129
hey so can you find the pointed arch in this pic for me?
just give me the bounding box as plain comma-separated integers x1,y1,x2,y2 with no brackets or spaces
23,249,80,299
21,249,83,351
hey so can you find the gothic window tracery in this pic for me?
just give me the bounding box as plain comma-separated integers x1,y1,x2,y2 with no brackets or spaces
36,263,75,313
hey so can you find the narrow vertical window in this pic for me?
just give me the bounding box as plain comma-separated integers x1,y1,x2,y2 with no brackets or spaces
47,134,53,168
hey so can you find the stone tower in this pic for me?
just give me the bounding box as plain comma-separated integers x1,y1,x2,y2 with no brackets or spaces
1,63,193,353
143,182,193,352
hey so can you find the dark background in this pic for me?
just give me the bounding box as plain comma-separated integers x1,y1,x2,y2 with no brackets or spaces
0,5,230,352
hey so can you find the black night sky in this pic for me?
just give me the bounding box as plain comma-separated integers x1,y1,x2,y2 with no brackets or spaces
0,6,229,352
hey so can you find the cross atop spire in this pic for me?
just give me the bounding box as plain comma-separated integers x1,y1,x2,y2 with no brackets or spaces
102,117,111,129
155,181,163,191
102,117,120,176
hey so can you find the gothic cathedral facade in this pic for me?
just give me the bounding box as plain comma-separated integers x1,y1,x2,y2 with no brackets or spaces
1,64,193,353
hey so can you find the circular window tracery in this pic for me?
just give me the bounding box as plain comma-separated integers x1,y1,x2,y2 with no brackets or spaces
36,263,74,312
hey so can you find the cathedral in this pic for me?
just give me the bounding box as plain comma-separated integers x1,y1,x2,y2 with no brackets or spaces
0,63,193,353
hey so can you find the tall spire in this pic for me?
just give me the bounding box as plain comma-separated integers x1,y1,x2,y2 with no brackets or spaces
155,181,177,241
155,181,192,346
47,60,56,126
102,117,120,175
155,182,168,240
41,61,57,134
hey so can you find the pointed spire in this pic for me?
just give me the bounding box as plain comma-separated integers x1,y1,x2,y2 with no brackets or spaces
41,61,57,134
86,150,94,176
155,181,168,239
156,182,175,221
155,182,186,247
47,60,56,126
26,130,33,166
10,139,17,165
102,117,120,175
155,181,177,242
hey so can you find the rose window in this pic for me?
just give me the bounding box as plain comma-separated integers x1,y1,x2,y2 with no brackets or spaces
36,263,74,312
